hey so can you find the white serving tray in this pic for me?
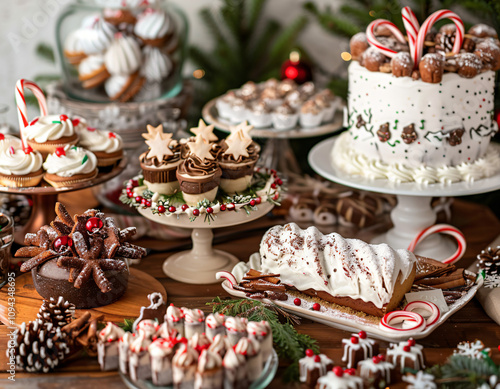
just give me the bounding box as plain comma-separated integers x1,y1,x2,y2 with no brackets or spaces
221,254,483,342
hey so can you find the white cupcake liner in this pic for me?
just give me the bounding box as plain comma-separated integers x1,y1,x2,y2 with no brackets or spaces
249,112,272,128
300,112,323,128
272,112,299,130
228,106,249,123
215,98,233,119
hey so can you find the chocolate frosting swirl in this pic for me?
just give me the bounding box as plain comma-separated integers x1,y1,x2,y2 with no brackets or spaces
219,140,260,164
140,143,181,167
177,156,220,177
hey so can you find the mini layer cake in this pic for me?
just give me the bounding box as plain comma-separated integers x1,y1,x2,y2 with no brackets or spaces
316,367,364,389
165,304,185,337
97,322,125,371
247,320,272,361
129,332,153,382
357,354,395,387
205,313,225,340
342,331,379,369
387,338,425,373
259,223,417,317
140,124,181,195
172,343,199,388
224,317,248,346
176,135,222,205
235,337,262,384
182,308,205,339
149,337,177,386
218,121,260,194
195,350,224,389
223,346,248,388
299,349,334,388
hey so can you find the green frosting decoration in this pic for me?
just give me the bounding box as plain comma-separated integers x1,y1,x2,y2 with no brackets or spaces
82,154,88,165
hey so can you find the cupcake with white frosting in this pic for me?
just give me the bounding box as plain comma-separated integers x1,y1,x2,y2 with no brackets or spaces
104,33,142,76
165,303,185,337
77,126,123,171
0,134,23,151
129,331,153,382
134,8,174,47
79,16,116,55
42,145,98,188
78,54,110,89
208,334,229,358
23,115,79,157
0,145,44,187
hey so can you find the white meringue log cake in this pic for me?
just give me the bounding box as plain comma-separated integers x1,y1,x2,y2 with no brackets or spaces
258,223,417,317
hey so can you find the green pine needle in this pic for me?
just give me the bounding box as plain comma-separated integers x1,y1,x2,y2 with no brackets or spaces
208,297,319,382
35,42,56,63
118,318,135,332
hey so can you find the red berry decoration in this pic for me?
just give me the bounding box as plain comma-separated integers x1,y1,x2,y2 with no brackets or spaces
255,197,261,204
314,355,321,363
372,356,380,364
333,366,343,377
168,206,176,213
350,336,359,344
249,199,256,206
131,179,139,187
86,217,104,233
71,118,80,126
293,298,301,306
127,191,134,198
220,204,226,211
141,198,147,205
0,134,4,140
55,147,66,157
53,236,73,251
276,178,283,186
192,209,200,216
358,331,367,339
403,345,411,352
273,193,279,201
206,207,213,214
59,114,68,121
271,183,277,189
345,368,356,376
378,354,385,361
408,338,416,347
87,127,96,132
108,132,116,138
181,204,189,211
157,205,166,213
305,349,314,357
145,200,152,208
135,196,143,203
312,303,320,311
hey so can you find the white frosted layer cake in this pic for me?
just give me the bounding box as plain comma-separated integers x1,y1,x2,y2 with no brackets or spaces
333,11,500,184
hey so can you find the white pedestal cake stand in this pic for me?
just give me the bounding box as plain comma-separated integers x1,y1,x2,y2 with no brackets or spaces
138,202,274,284
309,136,500,260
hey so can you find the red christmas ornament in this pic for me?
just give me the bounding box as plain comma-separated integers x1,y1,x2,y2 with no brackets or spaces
280,51,312,84
86,217,103,232
293,298,301,306
305,349,314,357
55,147,66,157
53,236,73,251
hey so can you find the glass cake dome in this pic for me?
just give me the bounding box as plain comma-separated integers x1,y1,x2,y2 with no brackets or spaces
55,0,187,103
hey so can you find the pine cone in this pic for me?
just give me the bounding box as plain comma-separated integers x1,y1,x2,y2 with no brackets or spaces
37,296,75,327
477,246,500,269
14,320,71,373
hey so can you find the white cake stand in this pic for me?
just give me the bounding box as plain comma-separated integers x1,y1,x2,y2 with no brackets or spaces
309,136,500,260
138,202,274,284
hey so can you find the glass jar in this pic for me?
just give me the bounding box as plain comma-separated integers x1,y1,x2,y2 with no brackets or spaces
55,0,187,103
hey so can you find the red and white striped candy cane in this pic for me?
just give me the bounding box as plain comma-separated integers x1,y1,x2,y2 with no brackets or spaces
15,79,48,147
401,7,420,67
407,224,466,265
366,19,407,59
414,9,464,65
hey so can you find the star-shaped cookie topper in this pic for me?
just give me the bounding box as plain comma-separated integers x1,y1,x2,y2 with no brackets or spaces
190,119,218,143
145,132,173,162
142,124,170,141
227,121,253,142
187,134,215,161
224,129,252,160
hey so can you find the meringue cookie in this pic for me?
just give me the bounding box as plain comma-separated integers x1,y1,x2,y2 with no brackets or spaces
104,34,142,76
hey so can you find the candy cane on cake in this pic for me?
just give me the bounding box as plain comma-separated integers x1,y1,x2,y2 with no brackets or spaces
407,224,466,265
15,79,48,149
366,19,407,58
414,9,464,65
401,7,420,67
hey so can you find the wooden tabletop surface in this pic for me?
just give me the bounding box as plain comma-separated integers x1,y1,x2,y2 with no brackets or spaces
1,194,500,388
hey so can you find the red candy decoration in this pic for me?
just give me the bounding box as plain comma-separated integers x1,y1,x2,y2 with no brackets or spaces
206,207,213,214
53,236,73,251
305,349,314,357
23,145,33,154
135,196,143,203
55,147,66,157
378,354,385,361
87,127,96,132
108,132,116,138
145,200,152,208
0,134,4,140
193,209,200,216
372,356,381,364
333,366,343,377
59,114,68,121
168,206,176,213
255,197,261,204
345,368,356,376
131,179,139,187
157,205,166,213
181,204,189,211
249,199,256,207
220,204,226,211
403,345,411,352
358,331,367,339
293,298,301,306
312,303,320,311
86,217,104,232
127,191,134,198
30,118,39,126
408,338,416,347
8,146,15,155
314,355,321,363
350,336,359,344
72,118,80,126
271,183,277,189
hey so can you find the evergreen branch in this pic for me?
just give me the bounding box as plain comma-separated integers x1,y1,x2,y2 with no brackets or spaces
118,318,135,332
199,8,230,49
247,0,266,32
248,19,281,74
35,42,56,63
34,74,61,84
208,297,319,382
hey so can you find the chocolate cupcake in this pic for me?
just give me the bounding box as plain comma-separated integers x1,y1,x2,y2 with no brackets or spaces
176,135,222,205
140,124,181,195
218,123,260,194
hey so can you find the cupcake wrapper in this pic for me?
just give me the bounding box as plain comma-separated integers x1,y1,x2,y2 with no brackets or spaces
142,165,177,183
219,160,257,180
0,172,44,188
299,112,323,128
43,170,98,188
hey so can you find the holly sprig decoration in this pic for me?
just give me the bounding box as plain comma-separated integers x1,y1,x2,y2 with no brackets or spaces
208,297,319,382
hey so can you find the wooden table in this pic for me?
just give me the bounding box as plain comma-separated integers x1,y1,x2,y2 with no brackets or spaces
1,197,500,388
